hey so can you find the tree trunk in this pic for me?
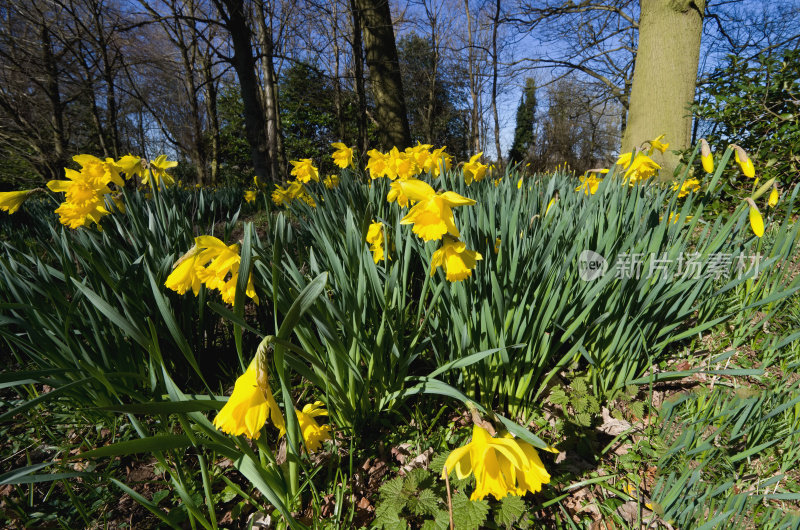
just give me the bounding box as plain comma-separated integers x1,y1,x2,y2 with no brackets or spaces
201,48,220,185
490,0,502,166
463,0,481,154
349,0,369,155
255,1,286,182
40,25,67,178
352,0,411,149
218,0,271,186
621,0,705,177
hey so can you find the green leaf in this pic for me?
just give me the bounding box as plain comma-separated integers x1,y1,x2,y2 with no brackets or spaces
495,495,525,528
70,435,193,460
451,491,489,530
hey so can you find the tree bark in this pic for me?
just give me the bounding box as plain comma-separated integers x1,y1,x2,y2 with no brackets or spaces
349,0,369,155
217,0,272,185
490,0,502,166
201,48,220,185
463,0,481,154
254,0,286,182
352,0,411,149
621,0,705,177
40,25,67,177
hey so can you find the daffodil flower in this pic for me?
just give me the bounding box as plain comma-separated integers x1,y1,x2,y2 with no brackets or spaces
442,425,550,501
330,142,354,169
366,221,388,263
647,134,669,155
213,358,285,440
397,179,475,241
289,158,319,183
0,189,35,214
430,236,482,282
745,198,764,237
768,186,779,208
295,402,332,452
144,154,177,187
672,178,701,198
244,190,257,203
463,153,488,185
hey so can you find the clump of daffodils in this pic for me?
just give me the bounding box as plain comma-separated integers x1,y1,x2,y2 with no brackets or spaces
165,235,258,305
366,221,388,263
2,153,173,229
373,149,482,282
442,424,550,501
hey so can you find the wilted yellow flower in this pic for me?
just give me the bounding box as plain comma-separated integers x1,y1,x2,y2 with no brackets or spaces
700,139,714,174
647,134,669,154
295,401,332,452
576,174,602,195
331,142,354,169
398,179,476,241
463,153,488,185
244,190,257,203
116,155,144,179
0,189,35,214
673,178,701,198
616,152,660,184
442,425,550,501
289,158,319,183
768,186,779,208
213,359,285,440
733,146,755,179
366,221,387,263
746,198,764,237
323,174,340,189
430,236,482,282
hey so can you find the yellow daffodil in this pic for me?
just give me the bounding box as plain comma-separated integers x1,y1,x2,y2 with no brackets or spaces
733,145,755,179
289,158,319,183
662,212,693,224
746,198,764,237
272,184,291,206
366,221,387,263
517,177,523,189
116,154,144,179
165,235,258,305
47,169,113,228
323,174,340,189
331,142,354,169
73,154,125,188
616,152,660,184
442,425,550,501
387,179,413,208
244,190,257,203
576,174,602,195
426,146,452,177
404,142,433,171
768,186,778,208
295,401,332,452
366,149,390,179
213,359,285,440
494,237,501,254
673,178,701,198
0,189,35,214
700,139,714,174
430,236,482,282
463,153,488,185
144,154,177,187
647,134,669,154
398,179,476,241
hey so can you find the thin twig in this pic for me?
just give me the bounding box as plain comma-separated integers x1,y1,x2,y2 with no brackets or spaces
444,466,454,530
